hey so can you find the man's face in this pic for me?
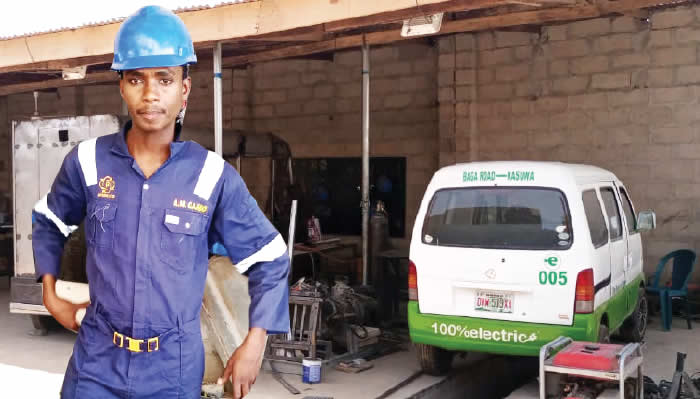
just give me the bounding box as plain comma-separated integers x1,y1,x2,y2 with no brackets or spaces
119,67,191,134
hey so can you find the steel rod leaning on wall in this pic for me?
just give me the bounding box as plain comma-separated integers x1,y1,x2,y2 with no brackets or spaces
361,40,370,286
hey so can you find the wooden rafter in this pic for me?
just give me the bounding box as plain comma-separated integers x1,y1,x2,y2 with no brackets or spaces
323,0,514,32
223,0,686,66
0,71,117,97
0,0,691,96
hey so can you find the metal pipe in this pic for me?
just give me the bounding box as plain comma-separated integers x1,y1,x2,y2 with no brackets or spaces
361,39,370,286
213,42,223,156
287,200,298,285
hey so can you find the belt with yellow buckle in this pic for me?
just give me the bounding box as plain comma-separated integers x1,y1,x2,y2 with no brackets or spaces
113,331,159,353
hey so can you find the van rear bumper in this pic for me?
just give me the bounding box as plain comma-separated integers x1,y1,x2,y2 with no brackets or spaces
408,301,598,356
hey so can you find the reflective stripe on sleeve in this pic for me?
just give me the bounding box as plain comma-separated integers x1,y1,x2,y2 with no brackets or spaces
235,234,287,274
33,194,78,237
77,138,98,186
193,151,225,201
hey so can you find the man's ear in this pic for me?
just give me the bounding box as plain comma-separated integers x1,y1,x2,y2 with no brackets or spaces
118,77,125,100
182,76,192,100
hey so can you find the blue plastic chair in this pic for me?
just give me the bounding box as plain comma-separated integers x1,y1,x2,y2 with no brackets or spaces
646,249,697,330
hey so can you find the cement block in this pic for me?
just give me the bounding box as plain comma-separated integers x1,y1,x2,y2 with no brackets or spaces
476,32,495,50
479,48,513,67
608,89,649,107
543,24,567,41
613,53,651,68
479,83,514,100
549,60,569,77
494,31,535,48
570,55,609,74
570,92,609,109
593,109,630,127
438,53,455,70
548,39,590,58
651,126,694,144
495,64,530,82
676,65,700,84
383,93,413,109
612,16,640,33
652,7,695,30
592,72,631,90
456,33,475,52
413,59,435,74
594,34,634,53
551,76,589,94
651,86,694,103
569,18,611,38
652,47,696,66
648,68,674,87
456,51,476,69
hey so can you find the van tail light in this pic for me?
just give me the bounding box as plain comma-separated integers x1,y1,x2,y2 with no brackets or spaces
408,260,418,301
574,268,595,314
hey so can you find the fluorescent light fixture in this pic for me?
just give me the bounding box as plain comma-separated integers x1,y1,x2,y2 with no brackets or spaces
62,66,87,80
401,13,444,37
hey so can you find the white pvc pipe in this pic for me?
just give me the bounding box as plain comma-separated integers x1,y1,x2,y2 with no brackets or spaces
214,42,223,156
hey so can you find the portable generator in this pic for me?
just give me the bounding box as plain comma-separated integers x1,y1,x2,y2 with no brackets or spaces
539,337,644,399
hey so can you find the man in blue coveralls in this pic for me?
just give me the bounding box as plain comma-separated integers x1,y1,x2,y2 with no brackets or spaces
31,5,290,398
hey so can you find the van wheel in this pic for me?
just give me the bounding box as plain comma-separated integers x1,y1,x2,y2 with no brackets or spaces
597,323,610,344
29,315,50,336
415,343,453,376
621,288,648,342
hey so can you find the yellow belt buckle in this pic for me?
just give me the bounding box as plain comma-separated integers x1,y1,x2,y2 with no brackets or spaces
126,337,144,353
147,337,159,352
113,332,124,348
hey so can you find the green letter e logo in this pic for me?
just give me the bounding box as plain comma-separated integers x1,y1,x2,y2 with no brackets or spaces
545,256,559,268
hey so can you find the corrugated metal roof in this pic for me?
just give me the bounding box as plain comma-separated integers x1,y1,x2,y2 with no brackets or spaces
0,1,257,40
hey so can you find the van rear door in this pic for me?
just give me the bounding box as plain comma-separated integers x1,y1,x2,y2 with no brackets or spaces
414,187,577,326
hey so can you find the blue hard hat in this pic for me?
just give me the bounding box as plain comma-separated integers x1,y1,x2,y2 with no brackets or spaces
111,5,197,71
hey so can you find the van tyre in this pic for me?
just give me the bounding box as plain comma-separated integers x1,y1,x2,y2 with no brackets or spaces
30,315,50,336
597,323,610,344
621,288,648,342
415,343,453,376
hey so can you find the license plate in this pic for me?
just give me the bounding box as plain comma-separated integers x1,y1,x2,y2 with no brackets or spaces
475,291,514,313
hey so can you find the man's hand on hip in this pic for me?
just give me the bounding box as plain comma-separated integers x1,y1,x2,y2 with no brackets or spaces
42,274,89,332
221,327,267,399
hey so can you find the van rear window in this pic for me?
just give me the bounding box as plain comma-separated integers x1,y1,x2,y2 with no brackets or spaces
422,187,572,250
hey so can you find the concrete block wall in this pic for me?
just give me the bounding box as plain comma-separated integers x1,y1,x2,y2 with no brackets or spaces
438,4,700,273
248,41,440,239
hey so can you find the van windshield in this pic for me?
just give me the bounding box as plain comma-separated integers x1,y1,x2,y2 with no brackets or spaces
422,187,572,250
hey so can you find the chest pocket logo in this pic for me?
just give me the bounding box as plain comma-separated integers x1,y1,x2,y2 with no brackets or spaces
161,209,207,273
87,202,117,248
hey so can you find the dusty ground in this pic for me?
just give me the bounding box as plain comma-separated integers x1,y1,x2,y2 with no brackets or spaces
2,276,698,399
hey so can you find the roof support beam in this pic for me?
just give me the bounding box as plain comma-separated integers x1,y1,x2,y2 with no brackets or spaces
0,0,479,72
223,0,688,66
0,71,117,97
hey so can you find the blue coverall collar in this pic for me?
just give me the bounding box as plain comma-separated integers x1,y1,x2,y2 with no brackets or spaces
110,120,187,160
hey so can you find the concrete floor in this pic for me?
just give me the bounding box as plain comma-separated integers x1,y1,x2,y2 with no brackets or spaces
507,314,700,399
0,278,450,398
2,274,698,399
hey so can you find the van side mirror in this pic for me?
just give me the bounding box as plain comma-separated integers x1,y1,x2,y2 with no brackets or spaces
637,210,656,232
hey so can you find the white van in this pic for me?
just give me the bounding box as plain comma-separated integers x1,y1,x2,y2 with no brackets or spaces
408,161,656,375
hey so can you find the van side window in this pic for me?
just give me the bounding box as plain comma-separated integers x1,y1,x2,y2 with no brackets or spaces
619,187,637,234
600,187,623,240
582,190,608,248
